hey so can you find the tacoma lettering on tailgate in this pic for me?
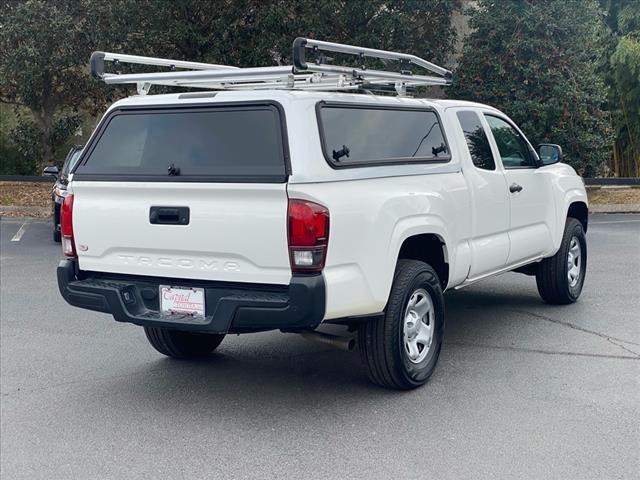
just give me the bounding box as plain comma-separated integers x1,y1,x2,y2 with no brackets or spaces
117,255,240,272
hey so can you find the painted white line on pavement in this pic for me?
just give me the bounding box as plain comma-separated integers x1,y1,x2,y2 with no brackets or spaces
11,223,27,242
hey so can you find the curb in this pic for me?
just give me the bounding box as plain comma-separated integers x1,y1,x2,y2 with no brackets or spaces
0,206,51,217
0,216,51,223
590,204,640,214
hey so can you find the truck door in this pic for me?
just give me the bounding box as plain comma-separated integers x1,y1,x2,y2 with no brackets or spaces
483,114,555,265
454,109,511,279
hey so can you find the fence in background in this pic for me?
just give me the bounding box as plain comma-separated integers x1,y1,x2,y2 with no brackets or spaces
584,178,640,186
0,175,55,183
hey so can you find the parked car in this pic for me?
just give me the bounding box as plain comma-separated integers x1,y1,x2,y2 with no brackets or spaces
43,145,84,242
56,39,588,389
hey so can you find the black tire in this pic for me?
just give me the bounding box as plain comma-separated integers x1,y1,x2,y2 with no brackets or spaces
536,217,587,304
144,327,225,359
53,203,61,242
358,259,445,390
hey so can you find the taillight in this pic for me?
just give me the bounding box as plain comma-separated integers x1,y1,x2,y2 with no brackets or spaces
60,194,76,257
287,198,329,273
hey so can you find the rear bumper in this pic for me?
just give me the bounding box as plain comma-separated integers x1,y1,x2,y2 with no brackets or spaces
57,259,325,333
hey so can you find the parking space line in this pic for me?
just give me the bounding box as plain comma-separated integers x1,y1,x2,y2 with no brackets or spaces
11,223,28,242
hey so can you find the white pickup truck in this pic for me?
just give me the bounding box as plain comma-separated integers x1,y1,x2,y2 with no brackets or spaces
58,39,588,389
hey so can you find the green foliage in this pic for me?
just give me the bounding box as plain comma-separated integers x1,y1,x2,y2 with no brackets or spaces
251,0,460,68
1,1,79,168
0,0,460,174
9,120,40,171
605,0,640,176
610,36,640,172
0,0,120,170
452,0,613,176
0,104,33,175
617,2,640,35
5,0,635,178
10,114,81,167
123,0,459,75
0,111,34,175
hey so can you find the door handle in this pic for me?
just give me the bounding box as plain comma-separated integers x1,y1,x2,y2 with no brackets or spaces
509,183,523,193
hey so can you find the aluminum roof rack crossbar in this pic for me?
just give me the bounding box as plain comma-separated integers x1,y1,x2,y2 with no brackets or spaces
292,38,453,88
89,37,453,96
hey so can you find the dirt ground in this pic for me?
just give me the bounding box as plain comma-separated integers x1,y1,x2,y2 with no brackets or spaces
0,182,52,208
586,186,640,204
0,182,52,218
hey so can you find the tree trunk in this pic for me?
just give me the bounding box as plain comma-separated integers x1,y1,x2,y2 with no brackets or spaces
31,107,55,170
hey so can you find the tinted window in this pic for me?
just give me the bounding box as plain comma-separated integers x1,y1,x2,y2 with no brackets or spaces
484,115,536,168
76,106,286,180
318,105,449,166
456,111,494,170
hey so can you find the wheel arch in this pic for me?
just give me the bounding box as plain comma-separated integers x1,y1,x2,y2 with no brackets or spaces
396,232,449,289
550,186,588,251
567,201,588,233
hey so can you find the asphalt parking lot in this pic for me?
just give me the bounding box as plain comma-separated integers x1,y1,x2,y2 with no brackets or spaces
1,215,638,479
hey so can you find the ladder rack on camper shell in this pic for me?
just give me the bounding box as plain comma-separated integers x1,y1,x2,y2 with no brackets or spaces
90,37,453,96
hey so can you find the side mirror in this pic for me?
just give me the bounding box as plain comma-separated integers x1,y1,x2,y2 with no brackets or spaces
43,165,59,177
537,144,563,166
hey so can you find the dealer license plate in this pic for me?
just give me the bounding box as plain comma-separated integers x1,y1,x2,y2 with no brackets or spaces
159,286,205,317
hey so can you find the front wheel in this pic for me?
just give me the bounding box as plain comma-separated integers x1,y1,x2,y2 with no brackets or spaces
144,327,225,359
536,217,587,304
358,259,445,390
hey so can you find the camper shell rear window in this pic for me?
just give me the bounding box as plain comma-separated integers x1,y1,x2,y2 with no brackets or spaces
317,102,451,168
73,102,289,182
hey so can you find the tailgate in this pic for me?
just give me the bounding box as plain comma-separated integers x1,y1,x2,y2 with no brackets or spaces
70,102,292,285
71,182,291,284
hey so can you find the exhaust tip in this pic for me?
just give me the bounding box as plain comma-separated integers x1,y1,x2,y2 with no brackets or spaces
345,337,356,351
300,330,355,351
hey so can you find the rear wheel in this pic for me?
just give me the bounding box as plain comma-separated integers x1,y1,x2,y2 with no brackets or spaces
536,218,587,304
358,259,445,390
144,327,225,359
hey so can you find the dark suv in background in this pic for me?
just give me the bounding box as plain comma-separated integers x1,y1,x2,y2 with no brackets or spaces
43,145,83,242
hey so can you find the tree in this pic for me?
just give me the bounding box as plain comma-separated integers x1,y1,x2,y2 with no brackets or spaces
114,0,460,102
250,0,461,69
0,104,34,175
602,0,640,176
0,0,461,172
452,0,612,177
0,0,132,169
130,0,460,77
